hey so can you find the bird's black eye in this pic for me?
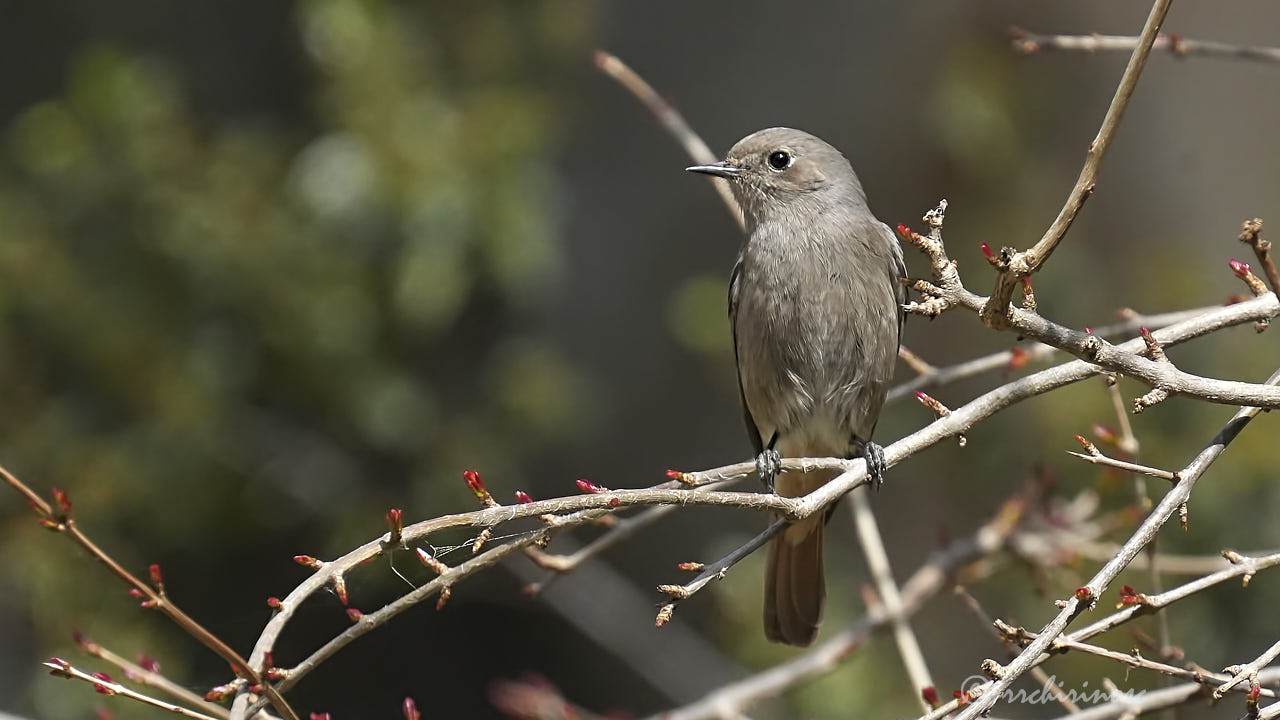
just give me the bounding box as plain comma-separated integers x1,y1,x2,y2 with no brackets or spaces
767,150,792,171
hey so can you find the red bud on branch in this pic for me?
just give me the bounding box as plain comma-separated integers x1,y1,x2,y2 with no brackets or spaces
52,488,72,515
463,470,497,507
386,508,403,544
294,555,323,570
922,686,940,708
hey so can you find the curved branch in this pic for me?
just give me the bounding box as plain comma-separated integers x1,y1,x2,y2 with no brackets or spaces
593,50,743,230
981,0,1172,326
951,367,1280,719
227,289,1278,719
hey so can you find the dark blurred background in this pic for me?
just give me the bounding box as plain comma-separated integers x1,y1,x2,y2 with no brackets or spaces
2,2,1279,718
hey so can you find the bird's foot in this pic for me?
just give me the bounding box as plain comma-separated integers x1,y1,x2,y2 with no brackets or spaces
756,449,781,493
863,442,887,491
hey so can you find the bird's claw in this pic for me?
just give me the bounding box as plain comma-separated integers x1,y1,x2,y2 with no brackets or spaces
756,449,781,493
863,442,887,491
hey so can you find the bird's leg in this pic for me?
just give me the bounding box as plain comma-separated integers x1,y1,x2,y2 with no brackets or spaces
756,449,781,493
863,441,887,491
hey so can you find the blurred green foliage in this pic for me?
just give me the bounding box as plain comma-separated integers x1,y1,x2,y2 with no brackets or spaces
0,0,593,715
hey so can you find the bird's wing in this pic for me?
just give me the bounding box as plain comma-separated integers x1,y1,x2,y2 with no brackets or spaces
882,221,908,352
728,255,765,455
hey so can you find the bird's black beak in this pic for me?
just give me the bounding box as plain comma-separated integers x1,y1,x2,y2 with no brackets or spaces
685,161,741,179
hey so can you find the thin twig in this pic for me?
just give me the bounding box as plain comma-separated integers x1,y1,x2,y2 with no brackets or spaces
75,633,234,719
952,366,1280,719
886,306,1215,403
1071,541,1280,576
898,345,938,376
655,519,788,625
1011,27,1280,65
0,466,299,720
980,0,1173,327
848,491,934,711
524,505,679,593
1214,637,1280,699
905,211,1280,408
1036,668,1280,720
954,587,1079,712
1067,448,1178,481
996,620,1274,699
43,658,222,720
1240,218,1280,293
593,50,743,230
919,550,1280,720
651,497,1028,720
1106,373,1176,699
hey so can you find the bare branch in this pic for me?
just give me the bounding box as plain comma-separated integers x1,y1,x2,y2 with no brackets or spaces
593,50,743,230
954,587,1079,713
952,367,1280,719
887,305,1216,404
1048,669,1280,720
655,519,787,626
1240,218,1280,293
524,505,679,593
223,291,1279,717
995,620,1275,699
0,466,299,720
1068,440,1179,481
43,658,223,720
73,632,235,720
849,492,935,711
1214,636,1280,699
980,0,1172,327
1071,541,1280,576
920,550,1280,720
898,345,938,376
1011,27,1280,65
907,219,1280,407
651,497,1027,720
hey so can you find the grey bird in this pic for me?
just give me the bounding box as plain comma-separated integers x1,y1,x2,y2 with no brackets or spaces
688,128,905,646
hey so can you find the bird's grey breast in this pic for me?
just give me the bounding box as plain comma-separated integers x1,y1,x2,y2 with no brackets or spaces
731,209,901,447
